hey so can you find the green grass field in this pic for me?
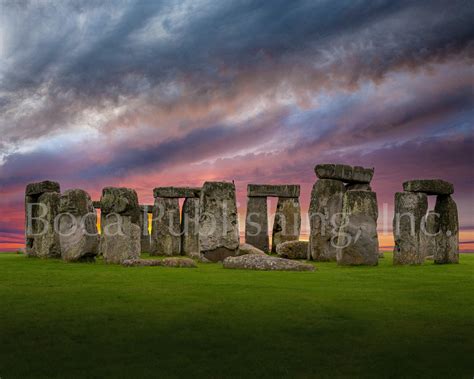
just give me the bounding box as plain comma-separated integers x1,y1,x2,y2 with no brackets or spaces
0,252,473,378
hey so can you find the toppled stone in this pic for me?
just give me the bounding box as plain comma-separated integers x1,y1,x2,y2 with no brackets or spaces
393,192,428,265
58,189,99,262
223,254,315,271
25,180,60,196
272,197,301,252
308,179,345,261
315,164,374,184
122,257,197,268
276,240,309,259
181,197,200,258
403,179,453,195
434,195,459,264
336,190,379,266
199,181,240,262
247,184,300,198
151,197,181,256
245,196,269,252
237,243,267,256
153,187,201,198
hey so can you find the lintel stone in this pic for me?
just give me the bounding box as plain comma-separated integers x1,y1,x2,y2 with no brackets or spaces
247,184,300,198
153,186,201,198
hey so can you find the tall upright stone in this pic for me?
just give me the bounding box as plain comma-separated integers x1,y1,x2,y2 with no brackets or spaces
58,189,99,262
393,192,428,265
140,206,152,253
271,197,301,252
151,198,181,256
434,195,459,264
99,187,141,263
245,196,269,253
199,181,239,262
181,197,200,258
308,179,345,261
336,190,379,266
25,180,61,258
420,210,438,258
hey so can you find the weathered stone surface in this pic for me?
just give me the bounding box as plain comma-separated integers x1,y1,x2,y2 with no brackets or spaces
223,254,315,271
403,179,453,195
25,180,60,196
245,196,269,252
139,204,154,213
315,164,374,184
346,183,372,191
434,195,459,264
153,187,201,198
100,187,141,226
336,190,379,266
100,215,141,264
151,197,181,256
140,210,151,253
25,191,61,258
199,181,240,262
393,192,428,265
181,197,200,258
272,197,301,252
308,179,345,261
419,210,438,258
276,240,308,259
247,184,300,198
237,243,267,256
58,189,99,262
92,201,101,209
122,257,197,268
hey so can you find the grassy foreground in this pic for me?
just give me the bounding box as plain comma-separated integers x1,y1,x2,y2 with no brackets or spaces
0,253,473,378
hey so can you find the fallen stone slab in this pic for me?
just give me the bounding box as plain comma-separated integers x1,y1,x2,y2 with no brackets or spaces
314,164,374,184
237,243,267,256
276,240,308,259
122,257,197,268
402,179,453,195
223,254,315,271
153,187,201,198
247,184,300,198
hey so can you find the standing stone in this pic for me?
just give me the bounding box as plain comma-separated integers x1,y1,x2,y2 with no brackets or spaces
393,192,428,265
58,189,99,262
100,215,141,264
434,195,459,264
25,181,61,258
140,207,151,253
420,210,438,259
308,179,345,261
272,197,301,252
99,187,141,263
245,196,269,253
181,197,200,259
151,198,181,256
199,181,239,262
336,190,379,266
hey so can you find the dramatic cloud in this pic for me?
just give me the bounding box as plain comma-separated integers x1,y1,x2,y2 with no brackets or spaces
0,0,473,250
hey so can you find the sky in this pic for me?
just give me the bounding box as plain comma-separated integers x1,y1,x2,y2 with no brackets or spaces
0,0,473,251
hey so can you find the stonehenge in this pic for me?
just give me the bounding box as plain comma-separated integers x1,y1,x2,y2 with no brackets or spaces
245,184,301,253
393,179,458,264
308,164,379,265
23,170,460,269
